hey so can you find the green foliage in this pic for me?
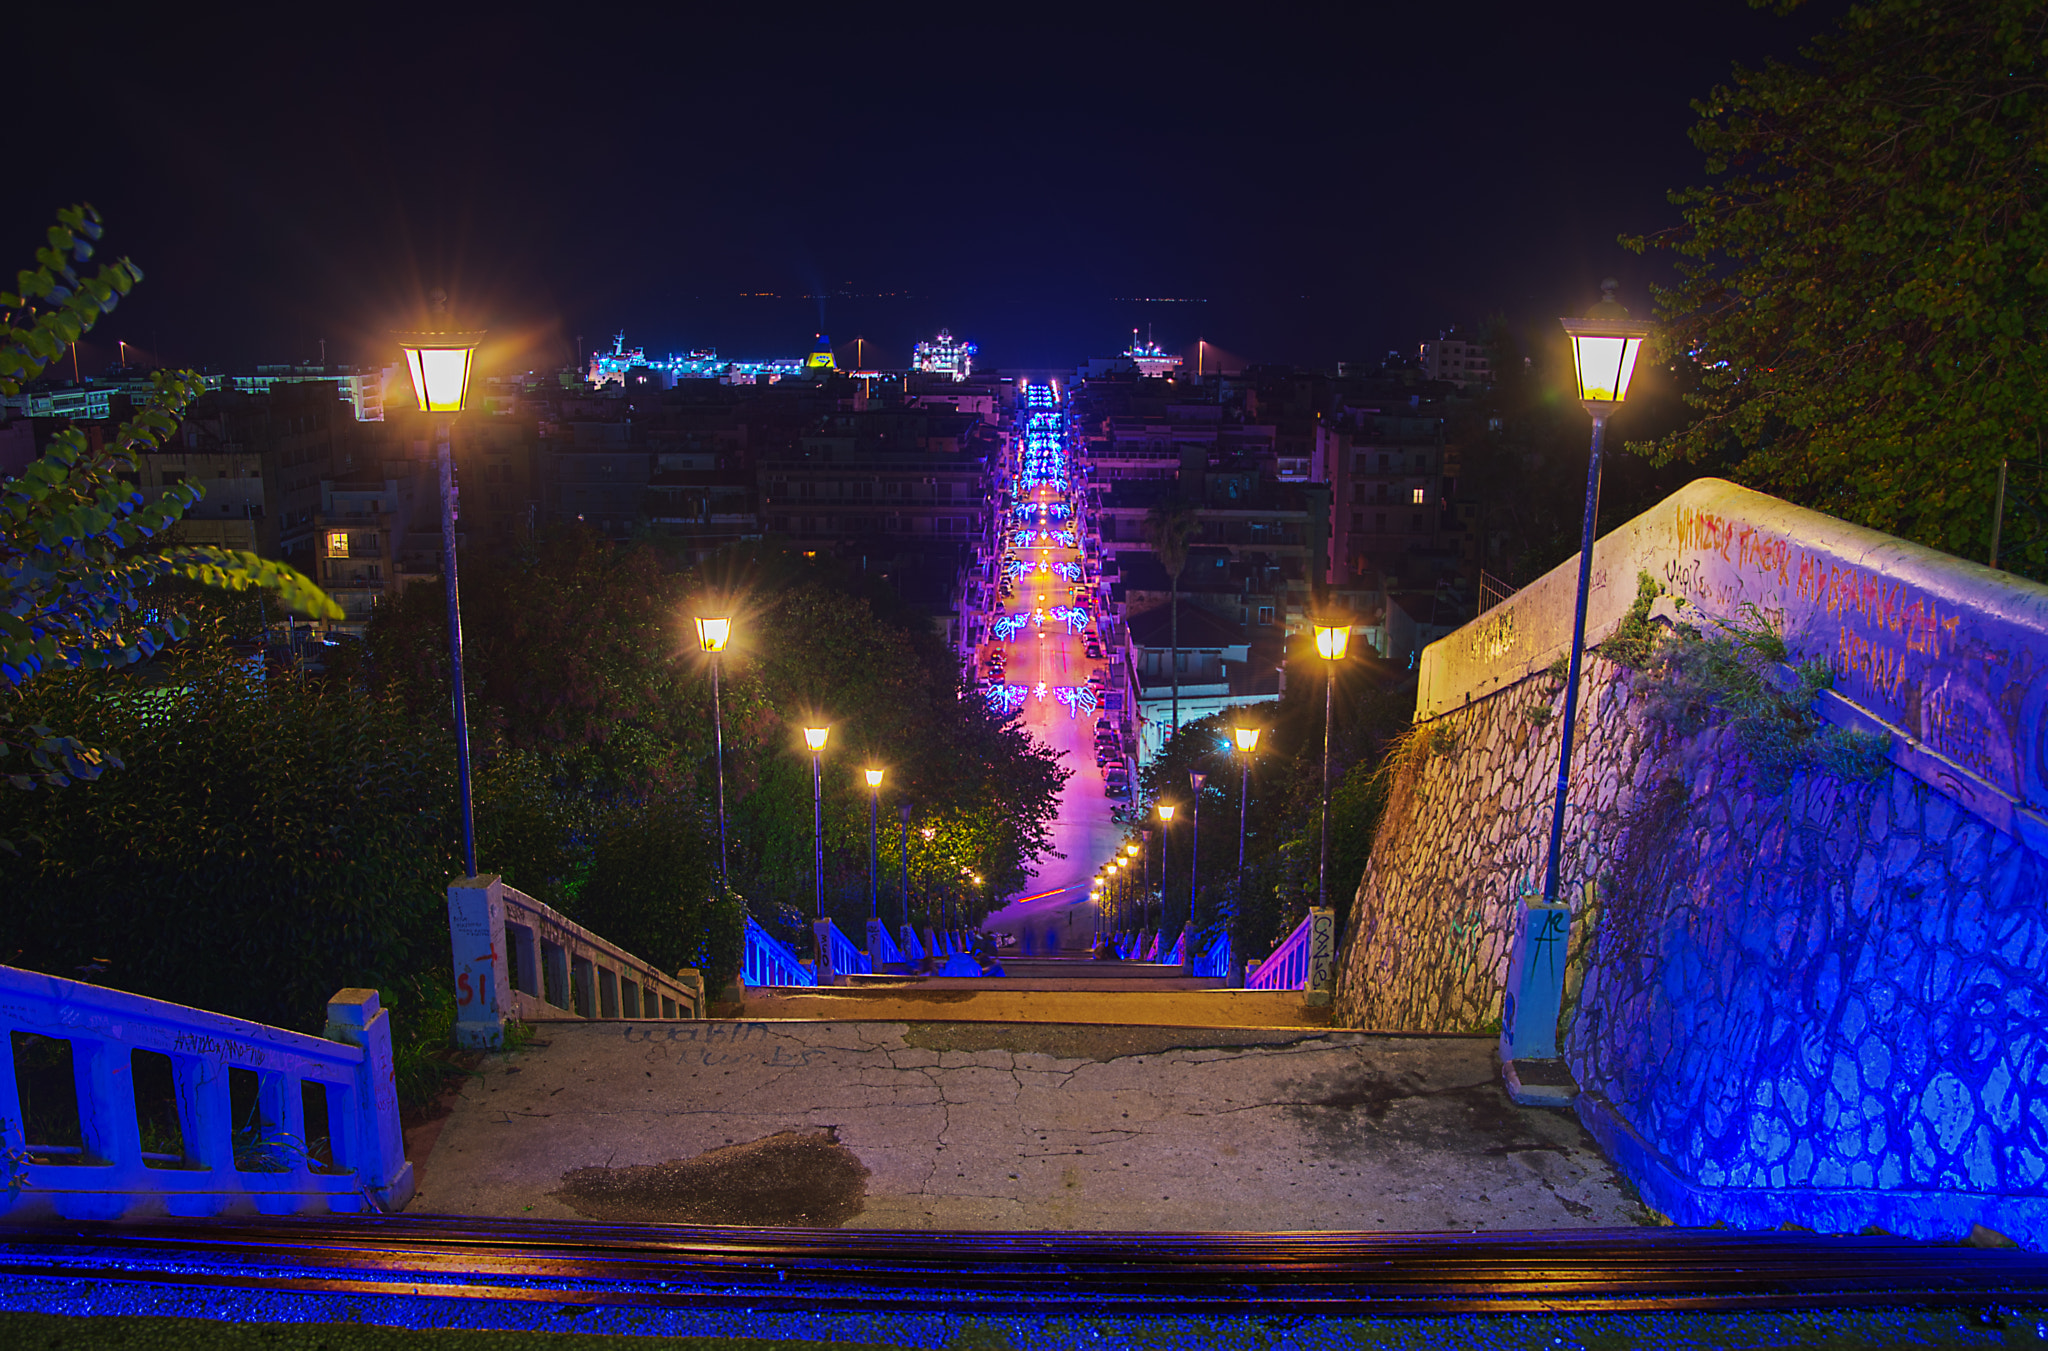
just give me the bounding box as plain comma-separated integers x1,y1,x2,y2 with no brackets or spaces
2,205,339,790
1594,572,1663,669
0,641,458,1034
1638,605,1890,791
578,796,740,991
1628,0,2048,580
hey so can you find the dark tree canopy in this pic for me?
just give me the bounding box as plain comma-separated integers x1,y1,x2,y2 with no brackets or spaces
1632,0,2048,579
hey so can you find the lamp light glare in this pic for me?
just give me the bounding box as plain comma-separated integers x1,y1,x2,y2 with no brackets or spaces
803,726,830,752
865,768,884,788
694,615,731,652
1235,726,1261,752
394,332,484,413
1313,623,1351,661
1158,803,1176,822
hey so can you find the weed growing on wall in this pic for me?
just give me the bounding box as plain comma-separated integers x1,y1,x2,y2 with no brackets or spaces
1640,606,1889,791
1596,573,1664,669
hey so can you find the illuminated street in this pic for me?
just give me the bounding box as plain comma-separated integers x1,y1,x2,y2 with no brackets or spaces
979,385,1129,953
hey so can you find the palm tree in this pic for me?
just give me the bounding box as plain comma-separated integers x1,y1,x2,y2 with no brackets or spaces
1142,497,1200,745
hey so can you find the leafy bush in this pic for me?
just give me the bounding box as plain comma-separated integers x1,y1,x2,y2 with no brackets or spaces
1595,572,1663,669
574,795,741,992
0,646,458,1034
1639,605,1889,790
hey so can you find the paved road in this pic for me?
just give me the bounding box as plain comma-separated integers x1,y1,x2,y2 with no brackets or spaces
981,396,1131,952
413,1021,1654,1233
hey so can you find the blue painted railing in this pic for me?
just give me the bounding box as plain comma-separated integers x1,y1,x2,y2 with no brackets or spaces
0,965,411,1221
898,926,925,961
1192,928,1231,980
821,921,870,977
868,921,906,967
1244,909,1335,991
1167,928,1187,966
741,917,814,988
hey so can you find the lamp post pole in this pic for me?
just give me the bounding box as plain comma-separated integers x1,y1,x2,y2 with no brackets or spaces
1320,660,1333,911
710,652,727,886
1142,828,1153,930
1546,285,1653,909
865,772,882,922
1544,416,1606,908
436,424,476,878
811,750,824,920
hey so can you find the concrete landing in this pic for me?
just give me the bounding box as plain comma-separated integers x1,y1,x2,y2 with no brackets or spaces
738,985,1322,1025
412,1020,1656,1233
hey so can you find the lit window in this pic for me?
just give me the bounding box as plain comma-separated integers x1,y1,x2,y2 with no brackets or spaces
1412,488,1426,504
328,531,350,558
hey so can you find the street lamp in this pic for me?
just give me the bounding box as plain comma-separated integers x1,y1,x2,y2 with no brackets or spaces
864,769,884,921
1140,827,1153,930
396,309,484,876
694,614,732,893
1187,769,1207,939
1550,282,1654,909
1156,803,1176,938
1311,620,1351,912
803,725,830,979
1234,726,1260,887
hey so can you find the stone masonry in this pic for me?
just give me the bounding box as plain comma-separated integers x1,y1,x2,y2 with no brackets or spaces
1332,653,2048,1246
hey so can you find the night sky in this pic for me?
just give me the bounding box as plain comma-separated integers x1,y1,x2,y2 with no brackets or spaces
14,3,1842,376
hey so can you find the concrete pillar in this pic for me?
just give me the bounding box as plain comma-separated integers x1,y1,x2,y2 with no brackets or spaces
447,874,510,1049
1306,907,1337,1006
812,919,838,986
325,988,414,1212
1500,889,1578,1106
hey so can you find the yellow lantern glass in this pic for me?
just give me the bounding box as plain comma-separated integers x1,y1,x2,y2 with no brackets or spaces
865,768,884,788
1235,726,1261,752
694,616,731,652
1313,623,1351,661
1560,293,1655,411
394,330,485,413
1158,804,1176,822
803,726,830,751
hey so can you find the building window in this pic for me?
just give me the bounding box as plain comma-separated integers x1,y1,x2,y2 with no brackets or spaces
1375,513,1387,532
1378,453,1389,470
1258,606,1273,626
1412,488,1426,505
1412,514,1424,532
327,531,349,558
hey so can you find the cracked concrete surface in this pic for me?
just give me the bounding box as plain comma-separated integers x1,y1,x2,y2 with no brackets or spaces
413,1020,1657,1232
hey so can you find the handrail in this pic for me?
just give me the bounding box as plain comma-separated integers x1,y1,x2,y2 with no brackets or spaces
1192,929,1230,979
1245,909,1335,991
741,917,815,988
1167,928,1187,966
0,965,410,1221
822,921,871,978
867,920,906,968
898,925,926,961
450,876,704,1048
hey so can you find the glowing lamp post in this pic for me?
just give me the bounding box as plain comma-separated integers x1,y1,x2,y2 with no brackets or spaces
1186,769,1207,941
864,769,884,921
694,615,732,893
1234,726,1260,888
803,725,832,981
396,315,485,877
1548,284,1653,911
1311,621,1350,912
1156,802,1176,938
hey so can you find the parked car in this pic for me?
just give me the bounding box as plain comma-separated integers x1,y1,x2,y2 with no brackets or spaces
1084,644,1103,659
1104,780,1131,799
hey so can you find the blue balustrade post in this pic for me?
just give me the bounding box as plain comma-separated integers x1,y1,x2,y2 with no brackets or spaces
324,989,416,1212
1500,880,1578,1106
1305,907,1336,1005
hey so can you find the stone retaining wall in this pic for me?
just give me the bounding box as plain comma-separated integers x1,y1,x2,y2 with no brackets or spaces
1333,480,2048,1247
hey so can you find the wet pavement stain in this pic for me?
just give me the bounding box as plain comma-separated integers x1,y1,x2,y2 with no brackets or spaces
1283,1062,1584,1158
551,1128,870,1226
902,1022,1325,1062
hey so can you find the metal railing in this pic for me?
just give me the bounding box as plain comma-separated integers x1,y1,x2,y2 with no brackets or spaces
449,876,704,1048
742,917,814,988
818,921,871,979
1245,909,1336,991
1191,929,1231,979
0,965,410,1222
